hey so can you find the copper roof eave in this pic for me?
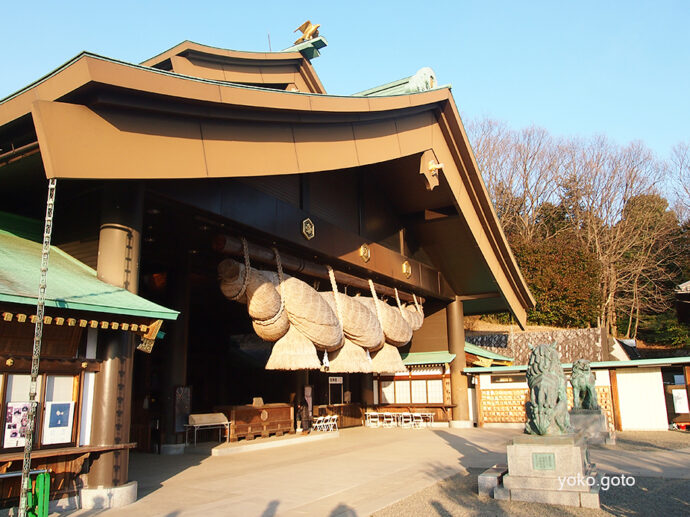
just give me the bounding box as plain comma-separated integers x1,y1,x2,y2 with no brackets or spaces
140,40,327,94
0,54,443,126
141,40,307,67
0,53,532,324
437,99,536,314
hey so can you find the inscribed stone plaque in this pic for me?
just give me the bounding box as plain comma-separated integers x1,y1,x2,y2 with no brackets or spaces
532,452,556,471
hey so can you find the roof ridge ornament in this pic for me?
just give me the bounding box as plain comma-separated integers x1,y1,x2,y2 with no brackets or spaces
407,67,437,93
294,20,320,45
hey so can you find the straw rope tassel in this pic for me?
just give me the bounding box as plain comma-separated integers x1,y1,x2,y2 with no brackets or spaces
324,265,344,368
368,279,383,360
413,293,424,316
394,288,405,316
327,266,344,330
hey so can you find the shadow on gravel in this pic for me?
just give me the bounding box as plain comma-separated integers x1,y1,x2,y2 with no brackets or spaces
432,430,491,455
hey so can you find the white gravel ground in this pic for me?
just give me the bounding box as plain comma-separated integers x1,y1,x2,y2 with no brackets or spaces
374,431,690,517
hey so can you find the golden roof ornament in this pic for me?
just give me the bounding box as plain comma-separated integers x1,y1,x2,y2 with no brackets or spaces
294,20,320,45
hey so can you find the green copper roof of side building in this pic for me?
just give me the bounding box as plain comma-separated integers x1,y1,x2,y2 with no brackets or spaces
400,351,456,365
463,342,513,362
464,356,690,373
0,216,178,320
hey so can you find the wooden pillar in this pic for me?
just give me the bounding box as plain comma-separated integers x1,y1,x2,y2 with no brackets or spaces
447,296,471,426
609,369,623,431
360,374,374,406
88,183,142,487
160,260,190,446
684,366,690,418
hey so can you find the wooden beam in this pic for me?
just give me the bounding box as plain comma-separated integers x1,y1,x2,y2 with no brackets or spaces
457,292,501,301
0,356,101,374
213,234,426,303
152,180,455,301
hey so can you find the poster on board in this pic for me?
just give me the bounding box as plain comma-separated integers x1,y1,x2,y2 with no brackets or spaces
672,389,690,414
42,401,75,445
4,402,31,448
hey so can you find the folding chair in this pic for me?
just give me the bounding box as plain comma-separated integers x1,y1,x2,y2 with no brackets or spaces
328,415,338,431
412,413,424,429
400,413,413,428
382,413,396,428
366,412,380,428
312,416,326,431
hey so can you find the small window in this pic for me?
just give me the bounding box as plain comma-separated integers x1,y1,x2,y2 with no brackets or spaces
395,380,411,404
2,373,79,450
4,374,43,448
411,380,427,404
427,379,444,403
381,380,395,404
42,375,76,445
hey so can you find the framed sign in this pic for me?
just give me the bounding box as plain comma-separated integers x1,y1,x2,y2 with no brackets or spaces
672,389,689,414
328,376,343,384
42,401,75,445
174,386,191,433
4,402,32,448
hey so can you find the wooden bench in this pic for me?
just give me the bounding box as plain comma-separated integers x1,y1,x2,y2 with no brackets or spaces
185,413,230,446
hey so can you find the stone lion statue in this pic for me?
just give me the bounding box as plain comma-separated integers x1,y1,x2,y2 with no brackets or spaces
570,359,599,410
525,343,570,435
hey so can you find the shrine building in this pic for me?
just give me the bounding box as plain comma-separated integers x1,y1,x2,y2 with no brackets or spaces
0,36,534,509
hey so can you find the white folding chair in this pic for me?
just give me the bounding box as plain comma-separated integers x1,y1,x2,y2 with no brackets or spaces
400,413,413,428
382,413,396,428
412,413,424,429
313,416,326,431
329,415,338,431
366,412,380,428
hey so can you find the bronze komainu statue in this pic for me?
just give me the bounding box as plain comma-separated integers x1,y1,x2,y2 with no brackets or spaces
525,343,571,435
570,359,599,410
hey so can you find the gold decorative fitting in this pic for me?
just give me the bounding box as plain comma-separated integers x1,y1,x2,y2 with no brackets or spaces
359,244,371,263
428,160,444,176
301,218,315,240
419,149,443,191
137,338,155,353
5,358,14,367
402,261,412,278
81,361,88,369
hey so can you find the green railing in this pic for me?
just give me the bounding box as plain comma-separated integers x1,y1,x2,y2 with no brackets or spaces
0,470,50,517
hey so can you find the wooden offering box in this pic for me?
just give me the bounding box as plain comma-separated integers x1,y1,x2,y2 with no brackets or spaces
215,403,294,441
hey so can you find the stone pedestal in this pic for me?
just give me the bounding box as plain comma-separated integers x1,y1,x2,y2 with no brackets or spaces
482,432,600,508
570,409,614,444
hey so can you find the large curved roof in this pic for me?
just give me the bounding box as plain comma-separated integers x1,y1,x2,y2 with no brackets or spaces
0,44,534,326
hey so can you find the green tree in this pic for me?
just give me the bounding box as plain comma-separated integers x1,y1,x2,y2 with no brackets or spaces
510,231,600,328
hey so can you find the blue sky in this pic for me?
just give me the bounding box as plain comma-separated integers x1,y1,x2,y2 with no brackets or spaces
2,1,688,160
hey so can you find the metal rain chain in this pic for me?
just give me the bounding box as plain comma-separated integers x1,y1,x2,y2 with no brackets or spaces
19,178,57,517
